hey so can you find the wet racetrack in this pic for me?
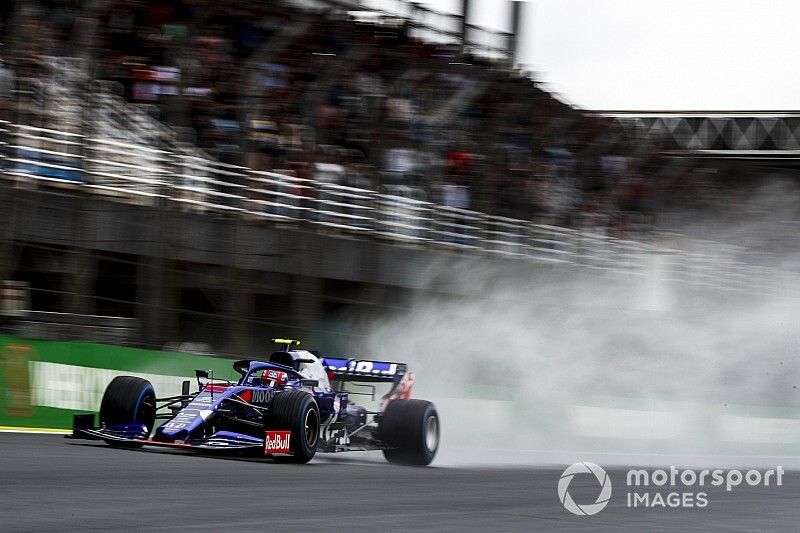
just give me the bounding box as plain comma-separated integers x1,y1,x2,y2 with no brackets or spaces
0,433,798,532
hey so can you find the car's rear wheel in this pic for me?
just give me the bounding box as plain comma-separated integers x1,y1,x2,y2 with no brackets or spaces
99,376,156,447
379,399,439,466
266,390,319,463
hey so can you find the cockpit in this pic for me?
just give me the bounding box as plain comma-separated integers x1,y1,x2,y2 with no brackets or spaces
235,350,331,392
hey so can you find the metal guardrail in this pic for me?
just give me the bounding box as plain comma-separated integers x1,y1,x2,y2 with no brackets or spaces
6,311,139,345
3,121,800,299
4,59,798,298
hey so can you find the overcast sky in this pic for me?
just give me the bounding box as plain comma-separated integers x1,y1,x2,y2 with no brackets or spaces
410,0,800,111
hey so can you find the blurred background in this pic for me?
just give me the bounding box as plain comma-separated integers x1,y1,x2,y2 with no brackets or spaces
1,0,800,459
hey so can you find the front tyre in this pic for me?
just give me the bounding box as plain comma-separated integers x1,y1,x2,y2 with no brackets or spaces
379,399,439,466
267,390,320,464
99,376,156,447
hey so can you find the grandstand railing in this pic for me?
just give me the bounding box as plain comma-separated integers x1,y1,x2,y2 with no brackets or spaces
4,58,797,297
3,121,799,298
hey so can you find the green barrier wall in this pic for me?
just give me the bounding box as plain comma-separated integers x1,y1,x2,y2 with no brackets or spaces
0,335,236,430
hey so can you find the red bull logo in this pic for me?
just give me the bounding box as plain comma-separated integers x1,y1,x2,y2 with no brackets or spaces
264,430,291,454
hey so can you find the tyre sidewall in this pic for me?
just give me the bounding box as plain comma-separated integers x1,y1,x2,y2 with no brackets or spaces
291,394,319,461
267,389,320,463
380,399,439,466
417,403,438,462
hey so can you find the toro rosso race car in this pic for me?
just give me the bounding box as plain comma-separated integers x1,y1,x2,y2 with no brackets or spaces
68,340,439,465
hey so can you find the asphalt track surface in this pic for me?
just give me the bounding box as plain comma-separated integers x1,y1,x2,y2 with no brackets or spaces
1,433,799,532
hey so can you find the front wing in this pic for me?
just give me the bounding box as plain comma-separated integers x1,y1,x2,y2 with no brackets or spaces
67,415,273,453
76,428,265,452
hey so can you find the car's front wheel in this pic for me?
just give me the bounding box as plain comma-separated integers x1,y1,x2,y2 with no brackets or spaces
266,390,320,464
99,376,156,447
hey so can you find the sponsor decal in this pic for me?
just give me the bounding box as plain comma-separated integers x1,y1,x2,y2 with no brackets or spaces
265,430,291,454
326,360,398,376
251,389,275,404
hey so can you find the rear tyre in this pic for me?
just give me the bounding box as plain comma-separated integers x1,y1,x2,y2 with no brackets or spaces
266,390,319,464
99,376,156,447
379,400,439,466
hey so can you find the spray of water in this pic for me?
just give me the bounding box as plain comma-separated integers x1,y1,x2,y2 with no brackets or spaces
355,184,800,468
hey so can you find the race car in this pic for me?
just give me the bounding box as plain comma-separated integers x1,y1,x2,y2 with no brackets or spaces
67,339,439,465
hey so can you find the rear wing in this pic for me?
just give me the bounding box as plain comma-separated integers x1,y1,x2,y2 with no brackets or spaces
322,357,407,383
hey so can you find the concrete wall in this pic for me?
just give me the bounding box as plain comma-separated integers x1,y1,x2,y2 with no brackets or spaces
1,184,549,355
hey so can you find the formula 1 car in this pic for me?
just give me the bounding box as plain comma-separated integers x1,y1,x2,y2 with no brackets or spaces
67,340,439,465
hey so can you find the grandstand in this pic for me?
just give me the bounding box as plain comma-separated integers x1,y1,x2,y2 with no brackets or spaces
0,0,795,354
0,0,654,231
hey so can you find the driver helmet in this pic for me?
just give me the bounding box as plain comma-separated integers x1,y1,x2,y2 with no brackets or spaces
260,369,288,387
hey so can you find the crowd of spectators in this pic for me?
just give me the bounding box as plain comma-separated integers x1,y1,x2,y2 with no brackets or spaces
0,0,711,238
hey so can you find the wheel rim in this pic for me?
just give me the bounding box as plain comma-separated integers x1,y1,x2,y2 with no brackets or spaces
425,414,439,453
138,396,155,425
304,408,319,447
134,390,156,434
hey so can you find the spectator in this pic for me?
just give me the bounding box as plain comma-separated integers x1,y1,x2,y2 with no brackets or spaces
10,0,686,237
0,54,15,121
